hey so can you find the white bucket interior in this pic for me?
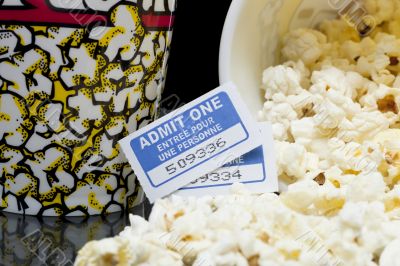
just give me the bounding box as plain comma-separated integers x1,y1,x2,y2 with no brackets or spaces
220,0,339,116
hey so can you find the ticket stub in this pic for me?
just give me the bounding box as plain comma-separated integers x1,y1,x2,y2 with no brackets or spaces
175,122,278,197
119,82,262,202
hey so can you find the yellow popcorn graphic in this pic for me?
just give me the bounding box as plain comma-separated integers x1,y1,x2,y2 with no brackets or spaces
0,0,176,216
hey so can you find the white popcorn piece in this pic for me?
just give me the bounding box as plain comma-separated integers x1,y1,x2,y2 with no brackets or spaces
364,0,397,24
394,76,400,88
275,141,309,179
282,28,328,67
283,60,311,89
380,238,400,266
262,65,303,99
319,19,361,44
337,111,392,143
346,172,387,202
281,180,319,212
290,118,319,142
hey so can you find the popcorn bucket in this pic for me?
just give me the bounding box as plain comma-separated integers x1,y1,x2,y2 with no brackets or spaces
220,0,374,115
0,0,176,216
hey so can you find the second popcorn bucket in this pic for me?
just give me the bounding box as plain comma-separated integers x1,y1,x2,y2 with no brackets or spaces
0,0,176,216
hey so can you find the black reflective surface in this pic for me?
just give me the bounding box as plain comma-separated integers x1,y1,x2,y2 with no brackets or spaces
0,204,144,266
0,1,231,265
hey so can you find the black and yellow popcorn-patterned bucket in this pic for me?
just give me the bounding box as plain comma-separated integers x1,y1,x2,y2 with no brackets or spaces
0,0,176,216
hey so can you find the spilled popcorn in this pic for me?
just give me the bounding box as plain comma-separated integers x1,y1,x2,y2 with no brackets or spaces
75,0,400,265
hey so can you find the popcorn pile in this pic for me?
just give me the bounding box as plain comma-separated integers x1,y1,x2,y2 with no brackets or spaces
75,0,400,265
75,184,400,266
